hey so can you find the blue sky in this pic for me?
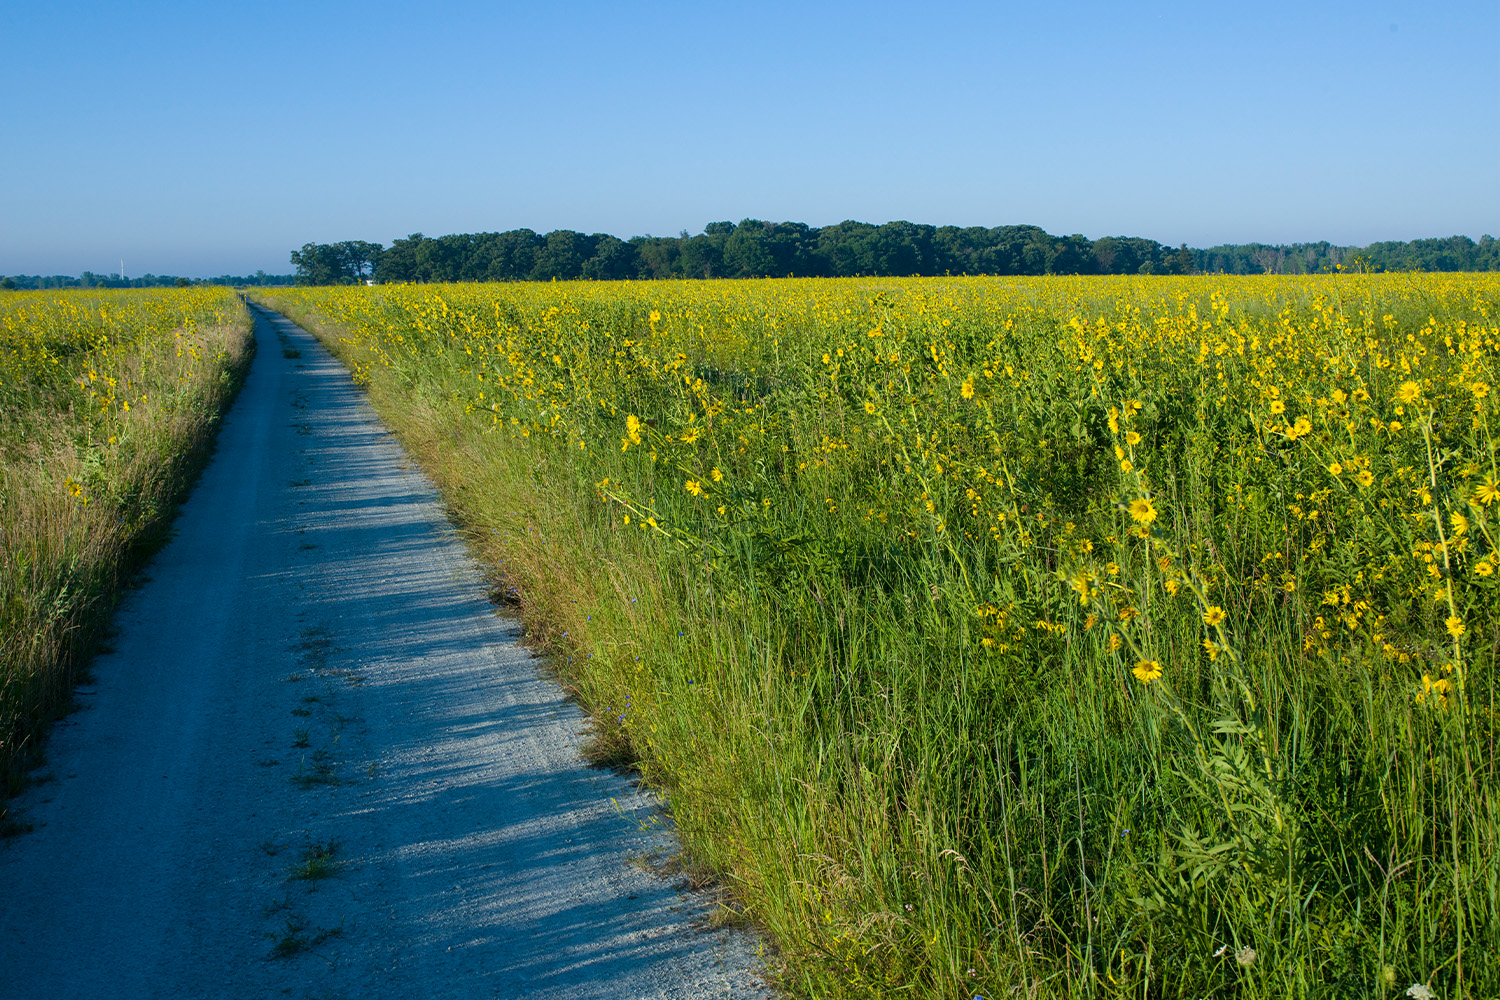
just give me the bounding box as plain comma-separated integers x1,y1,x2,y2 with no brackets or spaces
2,0,1496,276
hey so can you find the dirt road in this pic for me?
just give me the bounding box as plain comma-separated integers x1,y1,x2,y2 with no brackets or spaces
0,306,767,999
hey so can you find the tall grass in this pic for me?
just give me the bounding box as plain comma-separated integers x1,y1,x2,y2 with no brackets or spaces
257,275,1497,998
0,288,253,798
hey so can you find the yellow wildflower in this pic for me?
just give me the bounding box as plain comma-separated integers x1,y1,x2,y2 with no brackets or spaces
1446,615,1465,639
1128,497,1157,524
1395,380,1421,404
1418,673,1451,706
1202,606,1226,627
1132,660,1163,684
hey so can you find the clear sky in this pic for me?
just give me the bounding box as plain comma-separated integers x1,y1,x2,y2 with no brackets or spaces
2,0,1496,276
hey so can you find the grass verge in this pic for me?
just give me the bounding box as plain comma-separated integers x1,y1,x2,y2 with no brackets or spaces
255,277,1498,999
0,288,254,799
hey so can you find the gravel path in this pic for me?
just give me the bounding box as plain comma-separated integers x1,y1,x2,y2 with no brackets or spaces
0,306,769,999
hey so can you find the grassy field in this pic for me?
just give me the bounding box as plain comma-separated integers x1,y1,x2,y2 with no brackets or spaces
256,275,1498,999
0,288,253,801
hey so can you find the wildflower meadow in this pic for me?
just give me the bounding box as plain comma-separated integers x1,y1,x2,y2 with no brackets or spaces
0,288,252,797
254,274,1493,997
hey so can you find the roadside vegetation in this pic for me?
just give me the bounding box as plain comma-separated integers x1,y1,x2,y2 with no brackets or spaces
255,275,1497,999
0,288,253,798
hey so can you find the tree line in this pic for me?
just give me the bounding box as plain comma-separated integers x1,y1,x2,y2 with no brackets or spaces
289,223,1500,285
8,227,1493,292
0,270,295,290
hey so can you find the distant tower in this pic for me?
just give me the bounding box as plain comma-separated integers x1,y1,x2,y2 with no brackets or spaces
120,259,125,282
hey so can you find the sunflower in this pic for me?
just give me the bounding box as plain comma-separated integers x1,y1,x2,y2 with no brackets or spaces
1474,476,1500,507
1132,660,1163,684
1128,497,1157,524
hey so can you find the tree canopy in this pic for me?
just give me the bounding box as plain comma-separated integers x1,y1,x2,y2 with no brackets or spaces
285,222,1495,285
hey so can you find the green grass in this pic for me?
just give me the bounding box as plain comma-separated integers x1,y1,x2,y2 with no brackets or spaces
0,288,254,799
255,275,1499,999
290,839,341,881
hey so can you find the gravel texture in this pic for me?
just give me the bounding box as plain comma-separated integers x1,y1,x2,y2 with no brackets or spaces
0,305,770,999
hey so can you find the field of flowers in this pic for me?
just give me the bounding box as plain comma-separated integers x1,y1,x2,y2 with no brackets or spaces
257,275,1498,999
0,288,252,800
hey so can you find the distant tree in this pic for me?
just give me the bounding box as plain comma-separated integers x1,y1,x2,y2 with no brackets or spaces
291,243,346,284
0,277,14,290
633,236,681,278
677,235,724,278
416,236,467,282
531,230,592,280
375,234,425,282
1047,235,1095,275
337,241,383,282
814,220,878,275
1173,243,1195,275
863,221,935,275
703,220,735,242
581,235,640,280
723,220,776,277
764,222,816,276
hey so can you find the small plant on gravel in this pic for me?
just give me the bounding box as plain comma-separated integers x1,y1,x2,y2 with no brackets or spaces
290,839,341,881
265,914,343,958
291,749,338,788
291,727,310,748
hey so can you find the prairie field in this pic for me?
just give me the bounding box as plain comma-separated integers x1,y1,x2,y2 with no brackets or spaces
263,273,1496,999
0,288,252,794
